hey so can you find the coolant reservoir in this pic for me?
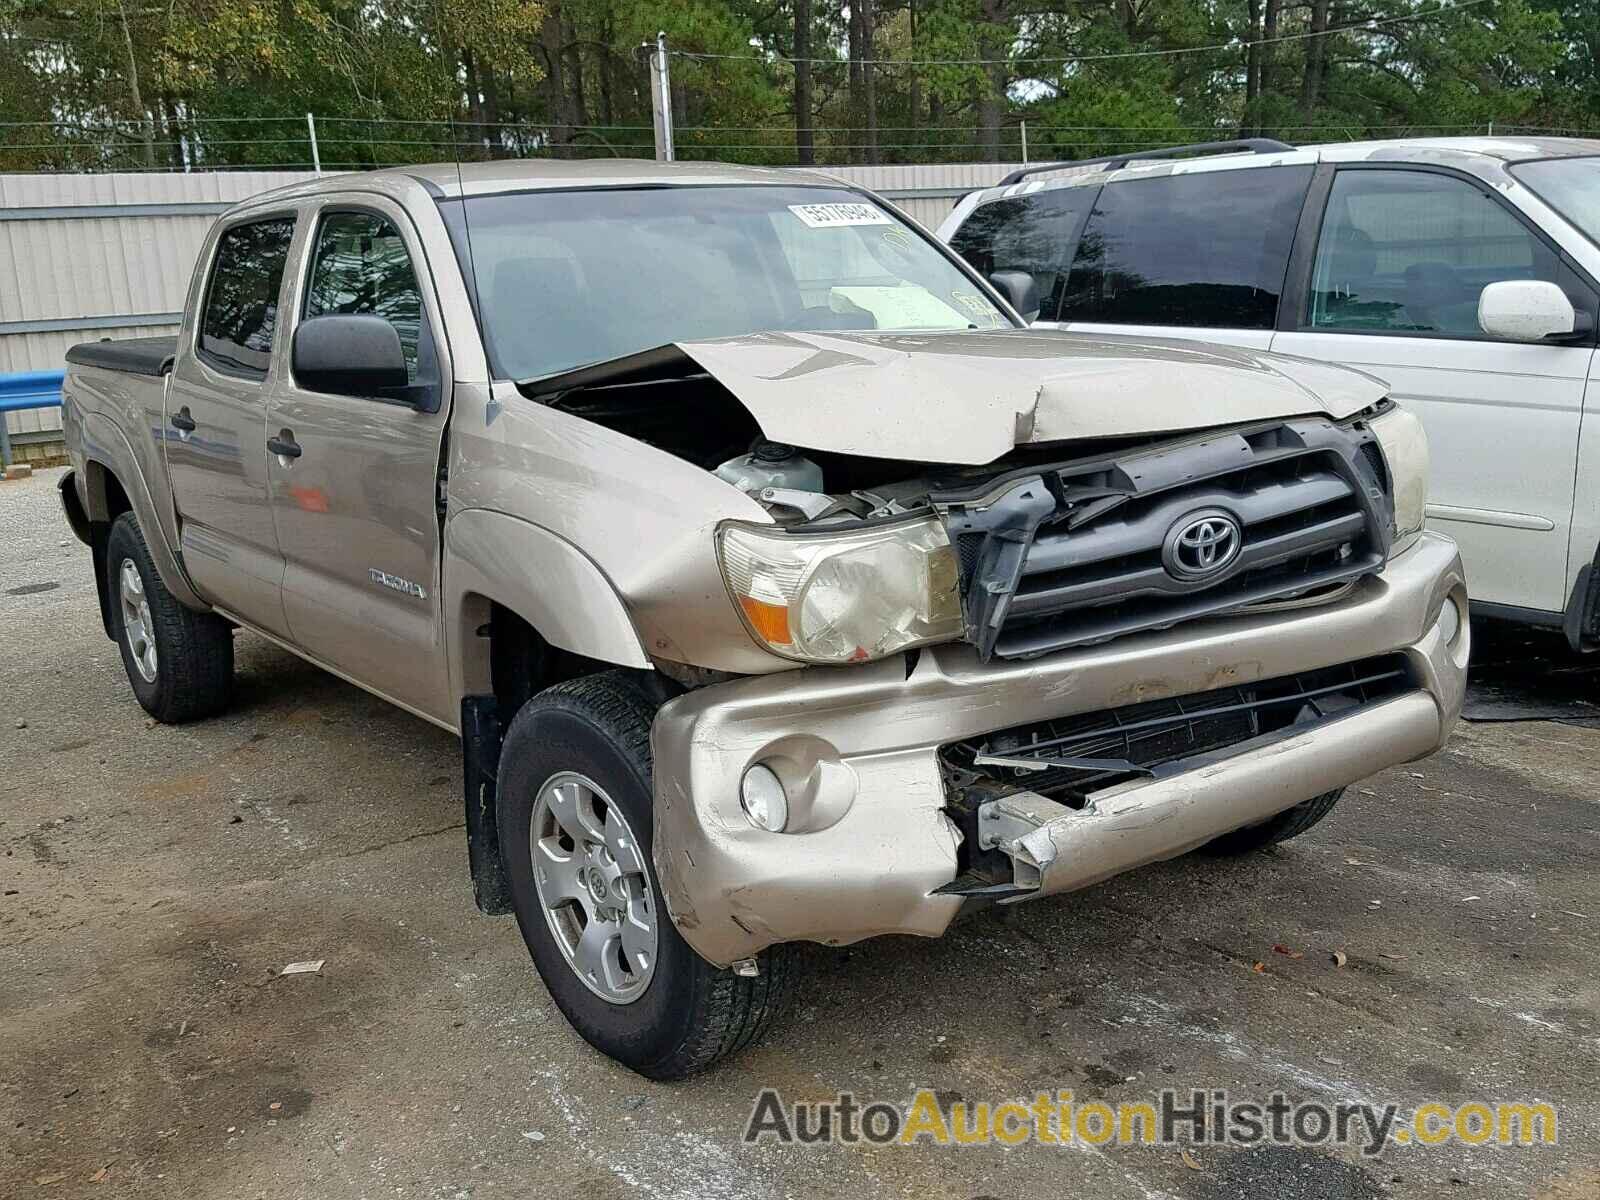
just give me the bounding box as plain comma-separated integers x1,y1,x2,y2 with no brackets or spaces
714,441,825,496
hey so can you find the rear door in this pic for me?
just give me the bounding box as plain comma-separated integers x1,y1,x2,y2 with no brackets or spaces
1053,163,1315,350
165,212,297,637
1272,166,1598,615
264,196,454,723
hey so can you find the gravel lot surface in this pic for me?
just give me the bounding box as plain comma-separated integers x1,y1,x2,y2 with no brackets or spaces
4,466,1598,1199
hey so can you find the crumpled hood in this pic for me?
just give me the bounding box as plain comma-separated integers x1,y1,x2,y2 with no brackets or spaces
663,328,1388,465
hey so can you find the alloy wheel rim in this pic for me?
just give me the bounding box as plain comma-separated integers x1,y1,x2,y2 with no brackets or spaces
118,559,158,683
530,771,658,1004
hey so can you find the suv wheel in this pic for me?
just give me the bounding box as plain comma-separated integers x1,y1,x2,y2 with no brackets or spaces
497,670,795,1079
1201,787,1344,854
106,512,234,723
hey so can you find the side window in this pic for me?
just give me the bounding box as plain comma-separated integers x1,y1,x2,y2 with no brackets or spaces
303,211,426,381
1307,169,1560,337
1059,165,1313,329
949,189,1091,321
200,217,296,375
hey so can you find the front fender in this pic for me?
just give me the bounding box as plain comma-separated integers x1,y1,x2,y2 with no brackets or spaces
444,508,651,704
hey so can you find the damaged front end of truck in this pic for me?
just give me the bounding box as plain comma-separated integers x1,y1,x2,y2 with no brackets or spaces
513,328,1466,966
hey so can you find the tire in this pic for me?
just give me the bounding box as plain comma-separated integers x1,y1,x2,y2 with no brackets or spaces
1201,787,1344,855
496,670,796,1080
105,512,234,723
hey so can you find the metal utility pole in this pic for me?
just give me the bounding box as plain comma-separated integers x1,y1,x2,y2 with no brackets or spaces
648,32,675,161
306,112,322,174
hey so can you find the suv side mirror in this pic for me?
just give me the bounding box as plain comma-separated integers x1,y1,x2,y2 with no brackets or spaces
292,314,411,397
1477,280,1585,342
989,270,1041,323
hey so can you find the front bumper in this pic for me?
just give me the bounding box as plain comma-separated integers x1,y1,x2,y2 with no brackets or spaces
652,532,1468,967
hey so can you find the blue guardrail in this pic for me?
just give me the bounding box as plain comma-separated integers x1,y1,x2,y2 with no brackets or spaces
0,369,66,467
0,370,65,414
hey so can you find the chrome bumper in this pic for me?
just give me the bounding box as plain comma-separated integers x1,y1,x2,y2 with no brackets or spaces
652,533,1468,967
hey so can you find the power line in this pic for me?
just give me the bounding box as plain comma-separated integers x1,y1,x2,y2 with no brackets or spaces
670,0,1492,69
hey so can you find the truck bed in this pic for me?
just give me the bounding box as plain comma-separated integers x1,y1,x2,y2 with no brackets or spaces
64,335,179,378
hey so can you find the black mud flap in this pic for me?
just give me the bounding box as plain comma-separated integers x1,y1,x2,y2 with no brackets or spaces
461,695,513,915
90,520,114,640
1564,560,1600,652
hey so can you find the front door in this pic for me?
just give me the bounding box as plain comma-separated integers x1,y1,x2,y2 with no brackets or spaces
1272,167,1598,616
164,213,298,638
265,198,454,723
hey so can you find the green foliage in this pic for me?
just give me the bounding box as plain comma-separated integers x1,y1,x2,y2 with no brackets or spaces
1,0,1596,171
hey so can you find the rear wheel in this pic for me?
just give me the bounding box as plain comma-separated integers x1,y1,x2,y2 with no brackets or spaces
496,670,796,1080
105,512,234,723
1201,788,1344,854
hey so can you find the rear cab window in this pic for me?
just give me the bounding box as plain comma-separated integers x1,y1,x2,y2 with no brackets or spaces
199,216,296,376
1060,165,1314,329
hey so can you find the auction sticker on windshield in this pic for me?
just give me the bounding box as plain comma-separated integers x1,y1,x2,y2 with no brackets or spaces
788,202,894,228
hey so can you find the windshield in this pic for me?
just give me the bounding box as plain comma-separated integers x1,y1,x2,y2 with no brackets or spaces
440,184,1011,381
1511,157,1600,248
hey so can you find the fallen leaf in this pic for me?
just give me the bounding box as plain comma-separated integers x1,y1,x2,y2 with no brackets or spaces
1181,1148,1203,1171
35,1173,67,1186
1272,943,1305,959
90,1167,110,1184
1251,961,1265,973
1332,950,1348,967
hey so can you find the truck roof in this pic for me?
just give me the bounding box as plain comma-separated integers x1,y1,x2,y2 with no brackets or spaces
235,157,852,212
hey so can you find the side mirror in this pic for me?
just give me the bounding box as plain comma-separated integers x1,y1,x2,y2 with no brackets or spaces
989,270,1041,323
292,314,410,397
1477,280,1583,342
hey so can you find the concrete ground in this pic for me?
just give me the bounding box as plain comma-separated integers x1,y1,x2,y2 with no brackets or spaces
3,465,1598,1200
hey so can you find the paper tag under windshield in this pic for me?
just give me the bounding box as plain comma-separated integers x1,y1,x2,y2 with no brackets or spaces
787,202,895,229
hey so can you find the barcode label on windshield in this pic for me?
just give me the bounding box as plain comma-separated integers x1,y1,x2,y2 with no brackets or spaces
788,202,894,229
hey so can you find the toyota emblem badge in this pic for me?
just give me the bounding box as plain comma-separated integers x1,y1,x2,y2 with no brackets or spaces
1162,509,1243,581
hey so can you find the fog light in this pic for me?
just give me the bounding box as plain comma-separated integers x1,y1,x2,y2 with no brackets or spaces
739,763,789,832
1436,594,1462,647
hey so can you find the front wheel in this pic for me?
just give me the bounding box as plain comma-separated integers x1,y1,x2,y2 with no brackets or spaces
105,512,234,723
496,670,796,1079
1201,787,1344,854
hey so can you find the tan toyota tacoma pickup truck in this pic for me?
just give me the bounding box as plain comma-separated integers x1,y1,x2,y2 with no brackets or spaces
58,160,1467,1079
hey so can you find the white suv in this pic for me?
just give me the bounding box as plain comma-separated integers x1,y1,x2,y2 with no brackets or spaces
939,137,1600,643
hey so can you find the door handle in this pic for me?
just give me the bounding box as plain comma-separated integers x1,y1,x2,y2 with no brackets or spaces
169,407,196,433
267,430,302,459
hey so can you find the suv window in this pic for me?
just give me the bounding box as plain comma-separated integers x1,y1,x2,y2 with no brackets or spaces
303,210,426,381
200,217,296,375
1308,169,1560,337
1059,165,1312,329
948,189,1091,321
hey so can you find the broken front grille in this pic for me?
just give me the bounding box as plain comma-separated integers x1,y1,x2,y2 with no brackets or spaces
933,417,1394,661
942,654,1413,806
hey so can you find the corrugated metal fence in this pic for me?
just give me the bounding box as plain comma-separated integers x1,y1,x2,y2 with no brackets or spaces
0,162,1019,456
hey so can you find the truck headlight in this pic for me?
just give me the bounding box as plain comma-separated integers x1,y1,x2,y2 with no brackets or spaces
718,518,962,663
1370,406,1429,552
